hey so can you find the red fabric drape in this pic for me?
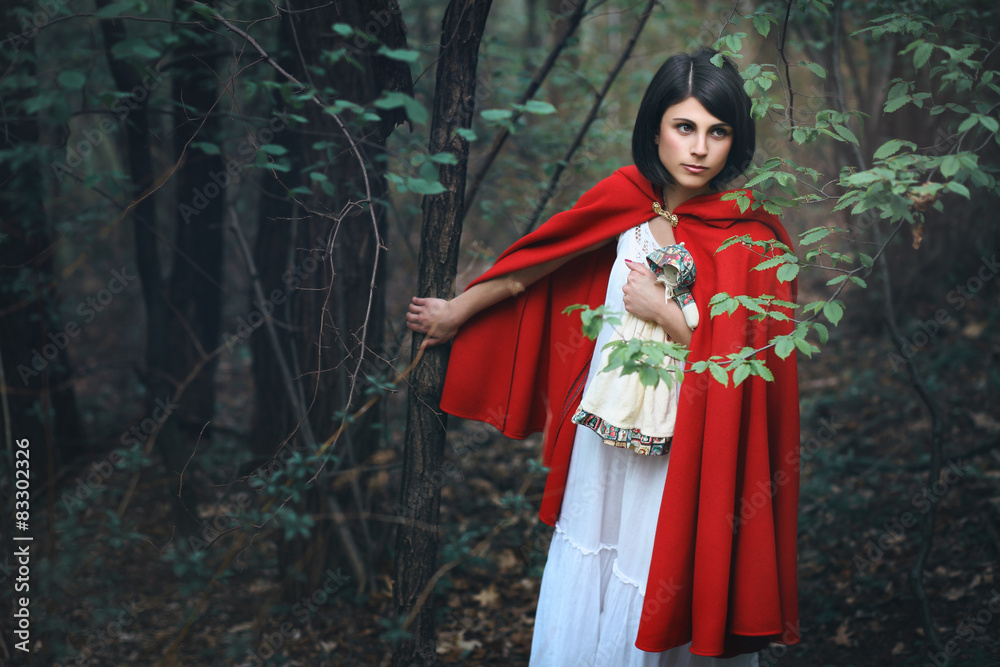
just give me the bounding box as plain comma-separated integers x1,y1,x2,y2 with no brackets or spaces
439,165,801,657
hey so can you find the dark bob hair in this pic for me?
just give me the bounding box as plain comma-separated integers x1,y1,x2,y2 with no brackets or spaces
631,47,754,191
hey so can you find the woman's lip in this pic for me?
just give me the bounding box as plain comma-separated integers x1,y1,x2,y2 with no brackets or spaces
682,164,708,173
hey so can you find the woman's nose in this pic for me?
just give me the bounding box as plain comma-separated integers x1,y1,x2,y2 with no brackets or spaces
691,134,708,156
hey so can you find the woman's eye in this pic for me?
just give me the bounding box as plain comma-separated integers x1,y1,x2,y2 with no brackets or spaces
676,123,692,132
711,128,730,138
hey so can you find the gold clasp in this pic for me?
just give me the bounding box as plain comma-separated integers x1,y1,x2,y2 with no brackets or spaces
652,202,679,228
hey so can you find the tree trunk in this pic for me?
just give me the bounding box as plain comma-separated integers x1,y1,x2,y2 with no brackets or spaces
391,1,493,664
98,0,199,535
247,0,413,598
167,37,225,435
0,2,83,658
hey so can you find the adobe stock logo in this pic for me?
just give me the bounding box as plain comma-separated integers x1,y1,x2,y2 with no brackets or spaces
16,266,136,385
177,108,289,224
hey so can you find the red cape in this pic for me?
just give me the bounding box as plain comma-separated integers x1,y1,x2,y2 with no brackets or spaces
439,165,800,657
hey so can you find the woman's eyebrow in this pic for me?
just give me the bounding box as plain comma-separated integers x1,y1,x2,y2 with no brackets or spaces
671,117,732,128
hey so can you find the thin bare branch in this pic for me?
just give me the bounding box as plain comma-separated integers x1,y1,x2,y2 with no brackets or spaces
463,0,589,217
523,0,657,234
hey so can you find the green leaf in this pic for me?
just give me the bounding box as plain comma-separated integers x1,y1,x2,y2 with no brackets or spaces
190,3,218,19
736,295,766,314
262,160,290,173
793,337,818,357
639,365,658,387
806,62,827,79
708,292,731,305
708,362,728,387
822,300,844,326
406,177,447,195
980,115,1000,133
812,322,829,344
826,274,848,286
373,92,428,125
849,276,868,288
259,143,287,155
884,96,910,113
711,53,725,68
453,127,477,141
309,172,328,182
775,336,795,359
940,155,961,177
873,139,910,160
710,297,735,318
326,98,364,116
753,254,789,271
481,109,514,122
190,141,220,156
110,37,162,60
751,14,771,37
58,71,86,90
429,152,458,165
945,181,970,198
733,363,751,386
913,41,934,68
833,124,859,145
377,46,420,63
754,363,775,382
776,263,800,282
858,252,873,268
331,23,354,37
523,100,556,115
958,115,977,133
800,226,832,245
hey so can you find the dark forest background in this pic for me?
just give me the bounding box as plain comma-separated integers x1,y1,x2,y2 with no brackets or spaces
0,0,998,665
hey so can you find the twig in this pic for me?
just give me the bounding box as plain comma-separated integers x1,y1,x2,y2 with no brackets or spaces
777,0,794,127
158,211,377,665
378,474,535,667
522,0,656,234
717,0,741,41
828,10,946,650
462,0,589,217
207,1,383,440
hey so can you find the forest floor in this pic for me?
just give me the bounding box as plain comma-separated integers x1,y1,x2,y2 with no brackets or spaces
13,291,1000,667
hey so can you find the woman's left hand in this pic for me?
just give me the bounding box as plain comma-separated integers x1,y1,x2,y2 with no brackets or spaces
622,259,666,324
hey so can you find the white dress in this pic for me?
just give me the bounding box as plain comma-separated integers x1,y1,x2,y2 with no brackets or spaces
528,222,758,667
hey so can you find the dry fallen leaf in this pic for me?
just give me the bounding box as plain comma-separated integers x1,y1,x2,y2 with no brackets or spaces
971,411,1000,432
962,321,987,339
497,549,519,574
455,629,483,653
943,587,965,601
472,585,500,607
892,642,905,655
832,621,854,646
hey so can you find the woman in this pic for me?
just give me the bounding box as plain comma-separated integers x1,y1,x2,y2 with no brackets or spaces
406,48,801,666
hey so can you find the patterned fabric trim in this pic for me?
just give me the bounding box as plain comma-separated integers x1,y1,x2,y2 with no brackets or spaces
571,407,671,456
673,288,695,310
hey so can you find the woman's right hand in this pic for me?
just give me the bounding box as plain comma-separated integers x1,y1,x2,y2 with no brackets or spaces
406,296,462,349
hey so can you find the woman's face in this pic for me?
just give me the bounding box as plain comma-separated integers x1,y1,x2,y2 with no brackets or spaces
655,96,733,195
